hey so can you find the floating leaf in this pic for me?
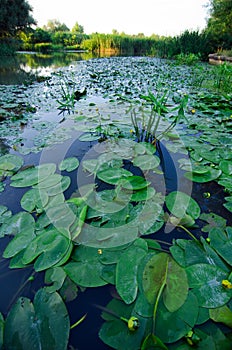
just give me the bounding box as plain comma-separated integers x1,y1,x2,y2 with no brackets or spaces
64,246,108,287
33,174,63,189
97,167,133,185
22,227,73,271
99,298,150,350
133,154,160,170
116,239,148,304
155,293,198,343
119,176,151,190
143,252,188,312
4,289,70,350
130,187,156,202
186,263,232,308
209,227,232,266
20,188,49,212
184,166,221,183
219,160,232,175
141,333,168,350
166,191,200,219
0,205,12,224
209,305,232,328
45,267,67,293
0,211,35,238
11,163,56,187
58,157,79,172
0,154,23,172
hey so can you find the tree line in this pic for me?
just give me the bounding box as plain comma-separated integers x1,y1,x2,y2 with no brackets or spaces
0,0,231,59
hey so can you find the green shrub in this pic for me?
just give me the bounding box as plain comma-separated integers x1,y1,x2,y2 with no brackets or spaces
175,53,201,65
34,42,53,53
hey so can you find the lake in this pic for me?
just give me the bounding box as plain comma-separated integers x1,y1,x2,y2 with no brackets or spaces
0,53,231,350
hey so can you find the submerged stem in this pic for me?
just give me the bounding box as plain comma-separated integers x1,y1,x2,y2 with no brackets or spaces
152,259,168,334
177,224,199,243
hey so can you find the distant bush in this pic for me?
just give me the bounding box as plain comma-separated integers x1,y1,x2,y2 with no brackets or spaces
175,53,201,65
34,42,53,53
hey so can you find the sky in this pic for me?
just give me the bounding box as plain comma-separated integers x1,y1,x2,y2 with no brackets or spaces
28,0,209,37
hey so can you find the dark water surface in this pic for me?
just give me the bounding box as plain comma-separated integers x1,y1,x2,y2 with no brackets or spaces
0,51,102,85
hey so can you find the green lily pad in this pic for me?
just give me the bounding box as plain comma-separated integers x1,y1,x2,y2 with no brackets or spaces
20,188,49,212
10,163,56,187
22,227,73,271
209,305,232,328
155,292,198,343
58,157,79,172
0,205,12,224
116,239,148,304
4,289,70,350
209,227,232,266
186,263,232,308
130,186,156,202
118,176,151,190
64,246,108,287
97,167,133,185
166,191,201,220
0,154,23,172
0,211,35,238
219,160,232,175
184,166,222,183
133,154,160,170
143,252,189,312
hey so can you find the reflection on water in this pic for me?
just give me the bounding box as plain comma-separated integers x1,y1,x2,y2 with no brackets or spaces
0,51,99,85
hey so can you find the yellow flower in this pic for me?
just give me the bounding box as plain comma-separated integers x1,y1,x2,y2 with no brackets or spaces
222,280,232,289
191,109,196,114
127,317,139,331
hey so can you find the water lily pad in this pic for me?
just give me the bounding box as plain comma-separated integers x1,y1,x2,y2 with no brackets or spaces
133,154,160,170
11,163,56,187
209,227,232,266
22,227,73,271
0,154,23,172
64,246,108,287
186,263,231,308
184,166,222,183
0,211,35,238
116,239,148,304
118,176,151,190
20,188,49,212
166,191,200,220
58,157,79,172
130,186,156,202
219,160,232,175
0,205,12,224
143,252,188,312
97,167,133,185
4,289,70,350
155,293,198,343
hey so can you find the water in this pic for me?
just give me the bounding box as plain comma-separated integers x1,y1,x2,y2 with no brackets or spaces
0,51,102,85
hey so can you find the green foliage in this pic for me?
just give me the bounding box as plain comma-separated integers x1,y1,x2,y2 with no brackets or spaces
4,289,70,350
206,0,232,49
0,0,35,35
175,53,201,65
34,42,53,53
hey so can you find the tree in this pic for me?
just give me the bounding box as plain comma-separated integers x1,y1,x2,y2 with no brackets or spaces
0,0,36,36
71,22,84,34
43,19,69,33
206,0,232,48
